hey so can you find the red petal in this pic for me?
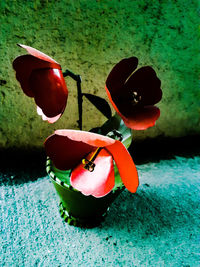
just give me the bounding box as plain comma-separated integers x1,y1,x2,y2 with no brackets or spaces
105,85,125,118
106,85,161,130
29,68,68,118
123,106,160,130
55,130,116,147
18,44,59,64
106,140,139,193
106,57,138,94
13,55,61,97
125,66,162,106
44,134,95,170
71,149,115,197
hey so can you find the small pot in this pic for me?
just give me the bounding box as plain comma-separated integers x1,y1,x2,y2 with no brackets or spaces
46,157,124,227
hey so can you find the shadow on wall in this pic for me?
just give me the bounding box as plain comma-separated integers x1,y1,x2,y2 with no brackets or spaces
130,135,200,164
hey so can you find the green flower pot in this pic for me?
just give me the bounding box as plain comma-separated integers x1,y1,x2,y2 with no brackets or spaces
46,157,124,227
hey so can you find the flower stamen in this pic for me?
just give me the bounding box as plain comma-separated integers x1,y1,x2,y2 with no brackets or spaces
131,91,141,105
82,147,102,172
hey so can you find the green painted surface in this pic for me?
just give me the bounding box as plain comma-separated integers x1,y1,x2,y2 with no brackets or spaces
0,0,199,149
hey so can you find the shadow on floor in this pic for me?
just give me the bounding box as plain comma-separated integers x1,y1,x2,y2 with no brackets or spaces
0,135,199,185
104,187,198,238
0,148,46,185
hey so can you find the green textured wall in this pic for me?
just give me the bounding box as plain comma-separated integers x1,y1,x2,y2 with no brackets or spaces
0,0,199,149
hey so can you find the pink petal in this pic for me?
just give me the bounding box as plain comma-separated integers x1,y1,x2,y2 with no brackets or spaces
106,140,139,193
18,44,59,64
71,149,115,197
37,106,62,123
55,130,116,147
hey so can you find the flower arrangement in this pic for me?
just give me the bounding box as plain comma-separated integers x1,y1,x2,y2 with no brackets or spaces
13,44,162,227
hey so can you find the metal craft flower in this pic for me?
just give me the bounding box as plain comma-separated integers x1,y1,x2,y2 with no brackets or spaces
105,57,162,130
13,44,68,123
45,130,139,198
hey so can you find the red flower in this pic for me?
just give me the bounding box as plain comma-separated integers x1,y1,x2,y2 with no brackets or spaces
105,57,162,130
45,130,139,198
13,44,68,123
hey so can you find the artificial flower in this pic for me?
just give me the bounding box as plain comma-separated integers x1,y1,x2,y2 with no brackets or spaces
45,130,139,198
105,57,162,130
13,44,68,123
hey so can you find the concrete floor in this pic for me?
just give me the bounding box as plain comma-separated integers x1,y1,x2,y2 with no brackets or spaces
0,155,199,266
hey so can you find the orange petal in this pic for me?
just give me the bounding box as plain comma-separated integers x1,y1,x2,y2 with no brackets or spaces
71,149,115,197
105,85,125,118
55,130,116,147
18,44,60,65
106,140,139,193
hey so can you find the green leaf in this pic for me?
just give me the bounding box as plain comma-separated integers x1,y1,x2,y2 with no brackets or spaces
83,93,112,119
114,165,123,189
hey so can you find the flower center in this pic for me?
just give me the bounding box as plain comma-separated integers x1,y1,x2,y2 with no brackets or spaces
82,147,102,172
131,91,141,105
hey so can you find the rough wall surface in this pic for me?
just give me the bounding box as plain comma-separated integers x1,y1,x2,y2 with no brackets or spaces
0,0,199,149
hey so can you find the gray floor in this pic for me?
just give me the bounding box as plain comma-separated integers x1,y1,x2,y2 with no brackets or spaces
1,156,199,267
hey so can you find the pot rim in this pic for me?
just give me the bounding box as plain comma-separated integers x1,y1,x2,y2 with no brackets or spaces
46,157,79,192
46,157,125,194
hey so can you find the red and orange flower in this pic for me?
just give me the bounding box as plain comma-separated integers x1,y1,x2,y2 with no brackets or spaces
13,46,163,200
13,44,68,123
45,130,139,198
106,57,162,130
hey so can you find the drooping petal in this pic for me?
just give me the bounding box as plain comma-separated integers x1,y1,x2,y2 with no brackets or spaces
18,44,59,64
106,140,139,193
55,129,116,147
123,106,160,130
44,133,95,170
45,130,139,195
125,66,162,106
29,68,68,118
13,55,61,97
106,57,138,94
71,149,115,198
